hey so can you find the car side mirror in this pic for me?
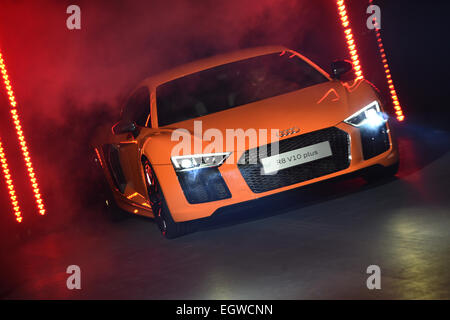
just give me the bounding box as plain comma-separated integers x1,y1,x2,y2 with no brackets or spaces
112,120,138,136
331,60,354,80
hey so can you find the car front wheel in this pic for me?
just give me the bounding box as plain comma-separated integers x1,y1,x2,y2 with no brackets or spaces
142,157,193,239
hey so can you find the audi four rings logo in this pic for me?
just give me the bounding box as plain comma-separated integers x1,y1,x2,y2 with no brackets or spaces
278,127,300,137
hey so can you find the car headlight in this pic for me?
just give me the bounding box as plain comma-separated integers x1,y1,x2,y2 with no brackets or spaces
171,152,231,172
344,101,387,128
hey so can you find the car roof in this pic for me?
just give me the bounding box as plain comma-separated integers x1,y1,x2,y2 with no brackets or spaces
139,45,289,89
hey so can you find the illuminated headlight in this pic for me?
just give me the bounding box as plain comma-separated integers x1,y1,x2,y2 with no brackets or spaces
171,152,231,172
344,101,387,128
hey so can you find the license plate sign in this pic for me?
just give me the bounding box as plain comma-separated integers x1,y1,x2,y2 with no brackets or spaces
261,141,333,175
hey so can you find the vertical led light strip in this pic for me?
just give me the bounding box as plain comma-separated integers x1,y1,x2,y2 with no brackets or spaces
369,0,405,121
0,140,23,222
0,51,46,216
336,0,364,80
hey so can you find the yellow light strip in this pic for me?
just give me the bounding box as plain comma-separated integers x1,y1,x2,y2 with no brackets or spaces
0,140,23,222
0,51,46,215
336,0,364,80
373,29,405,121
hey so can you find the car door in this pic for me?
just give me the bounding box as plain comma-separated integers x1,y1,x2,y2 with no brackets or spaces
109,87,151,206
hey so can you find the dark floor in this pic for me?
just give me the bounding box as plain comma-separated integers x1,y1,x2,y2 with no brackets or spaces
0,122,449,299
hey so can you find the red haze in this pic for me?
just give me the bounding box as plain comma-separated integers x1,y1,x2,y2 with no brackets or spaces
0,0,345,235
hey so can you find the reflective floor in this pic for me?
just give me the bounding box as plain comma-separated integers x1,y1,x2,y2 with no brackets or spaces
1,122,449,299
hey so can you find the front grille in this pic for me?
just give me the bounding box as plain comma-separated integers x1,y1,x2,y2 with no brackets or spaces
176,167,231,204
360,123,390,160
238,127,350,193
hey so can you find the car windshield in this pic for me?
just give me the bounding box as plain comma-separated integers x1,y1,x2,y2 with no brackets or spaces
156,52,329,126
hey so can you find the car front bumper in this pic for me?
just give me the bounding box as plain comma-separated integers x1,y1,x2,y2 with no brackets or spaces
154,121,399,222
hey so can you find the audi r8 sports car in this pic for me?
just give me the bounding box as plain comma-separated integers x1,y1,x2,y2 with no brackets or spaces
92,46,399,238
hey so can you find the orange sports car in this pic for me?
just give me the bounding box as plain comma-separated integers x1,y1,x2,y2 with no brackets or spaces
92,46,399,238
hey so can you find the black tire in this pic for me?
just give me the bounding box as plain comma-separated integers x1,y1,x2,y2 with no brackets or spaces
363,161,399,183
142,157,193,239
93,152,129,221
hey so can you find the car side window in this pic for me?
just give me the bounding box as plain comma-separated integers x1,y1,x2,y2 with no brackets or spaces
121,87,150,127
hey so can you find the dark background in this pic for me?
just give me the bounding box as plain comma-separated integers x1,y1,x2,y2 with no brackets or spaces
0,0,448,246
